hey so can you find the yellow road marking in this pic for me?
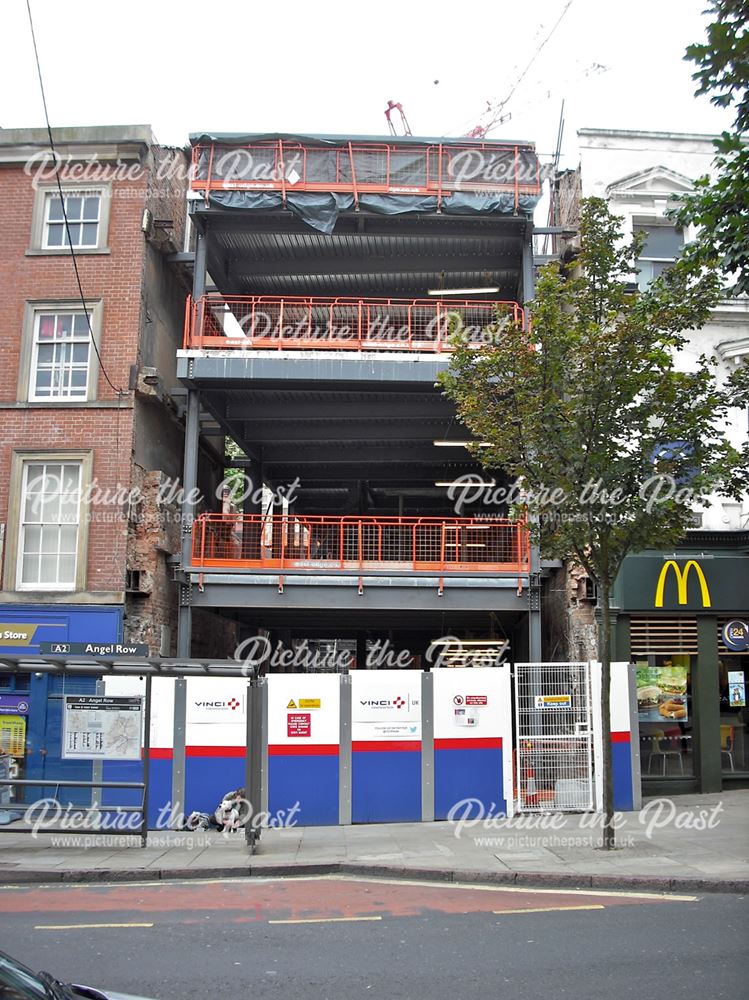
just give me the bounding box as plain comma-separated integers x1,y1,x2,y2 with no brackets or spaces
493,904,606,915
268,915,383,925
35,922,154,930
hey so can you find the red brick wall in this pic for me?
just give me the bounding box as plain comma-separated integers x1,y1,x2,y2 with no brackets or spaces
0,160,148,594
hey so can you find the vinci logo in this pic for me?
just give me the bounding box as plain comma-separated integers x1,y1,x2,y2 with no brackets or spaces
194,698,242,710
360,696,412,710
655,559,711,608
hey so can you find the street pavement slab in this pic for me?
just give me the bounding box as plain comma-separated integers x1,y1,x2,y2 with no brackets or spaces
0,790,746,891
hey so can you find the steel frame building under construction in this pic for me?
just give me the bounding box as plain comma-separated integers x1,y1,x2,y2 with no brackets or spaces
175,131,546,670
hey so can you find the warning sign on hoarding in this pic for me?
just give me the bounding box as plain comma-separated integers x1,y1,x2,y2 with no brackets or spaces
267,675,340,747
62,696,142,760
534,694,572,709
466,695,488,706
287,713,311,738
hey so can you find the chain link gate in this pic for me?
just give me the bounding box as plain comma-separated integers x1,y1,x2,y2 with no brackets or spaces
514,662,594,812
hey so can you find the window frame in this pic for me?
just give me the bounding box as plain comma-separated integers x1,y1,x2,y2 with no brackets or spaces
17,299,102,404
4,451,93,594
631,217,686,291
28,183,112,255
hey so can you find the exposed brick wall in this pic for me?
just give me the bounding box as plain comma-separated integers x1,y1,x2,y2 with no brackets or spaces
543,562,598,662
124,467,181,653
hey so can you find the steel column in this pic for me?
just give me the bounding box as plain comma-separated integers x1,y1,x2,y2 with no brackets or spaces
338,674,352,825
171,678,186,827
141,674,152,847
177,387,200,657
192,232,207,300
421,671,434,822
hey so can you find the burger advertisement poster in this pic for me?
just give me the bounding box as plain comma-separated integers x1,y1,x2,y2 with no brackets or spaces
636,658,689,723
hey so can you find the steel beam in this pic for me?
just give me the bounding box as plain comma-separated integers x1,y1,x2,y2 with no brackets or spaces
197,208,526,240
177,354,451,386
240,422,465,445
260,463,477,482
189,578,528,613
227,397,456,422
228,254,516,280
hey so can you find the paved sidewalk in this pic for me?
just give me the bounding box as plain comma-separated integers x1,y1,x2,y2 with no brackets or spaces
0,791,746,892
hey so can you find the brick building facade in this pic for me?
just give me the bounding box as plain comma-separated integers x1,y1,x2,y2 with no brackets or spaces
0,125,194,655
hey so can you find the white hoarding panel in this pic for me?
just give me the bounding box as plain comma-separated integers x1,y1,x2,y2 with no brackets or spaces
432,667,507,741
185,677,247,748
351,670,422,742
267,673,340,746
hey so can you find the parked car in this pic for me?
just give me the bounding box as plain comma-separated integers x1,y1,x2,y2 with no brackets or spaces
0,950,157,1000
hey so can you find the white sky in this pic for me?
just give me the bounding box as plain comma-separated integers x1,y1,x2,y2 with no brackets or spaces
2,0,732,169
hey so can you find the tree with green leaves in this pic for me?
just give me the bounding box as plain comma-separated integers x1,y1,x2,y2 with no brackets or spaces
440,197,748,848
674,0,749,293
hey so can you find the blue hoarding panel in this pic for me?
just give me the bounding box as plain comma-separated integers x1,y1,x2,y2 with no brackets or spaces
612,740,634,812
434,747,505,820
185,756,246,816
268,755,339,827
352,750,421,823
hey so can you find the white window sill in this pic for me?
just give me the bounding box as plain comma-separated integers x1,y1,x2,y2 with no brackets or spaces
26,247,111,257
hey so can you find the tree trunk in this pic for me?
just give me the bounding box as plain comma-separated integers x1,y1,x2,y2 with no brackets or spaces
599,579,615,849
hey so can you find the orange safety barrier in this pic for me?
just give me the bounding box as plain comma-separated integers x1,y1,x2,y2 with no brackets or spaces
190,139,541,211
191,514,530,576
183,294,525,351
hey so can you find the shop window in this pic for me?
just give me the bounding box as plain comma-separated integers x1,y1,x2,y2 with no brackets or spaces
636,656,694,777
719,658,748,773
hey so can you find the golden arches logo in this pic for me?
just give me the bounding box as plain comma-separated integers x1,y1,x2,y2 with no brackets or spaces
654,560,711,608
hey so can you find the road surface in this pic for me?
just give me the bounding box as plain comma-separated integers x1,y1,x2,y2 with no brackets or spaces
0,876,744,999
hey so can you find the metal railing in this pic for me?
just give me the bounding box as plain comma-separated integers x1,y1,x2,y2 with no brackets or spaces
0,778,148,846
183,294,524,352
190,139,541,210
191,514,530,576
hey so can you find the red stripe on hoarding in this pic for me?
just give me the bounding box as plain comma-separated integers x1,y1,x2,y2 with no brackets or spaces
267,744,340,757
434,737,502,751
352,740,421,753
185,745,246,757
148,748,173,760
611,732,631,744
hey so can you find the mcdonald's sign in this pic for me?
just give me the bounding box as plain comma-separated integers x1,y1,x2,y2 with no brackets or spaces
654,560,712,609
